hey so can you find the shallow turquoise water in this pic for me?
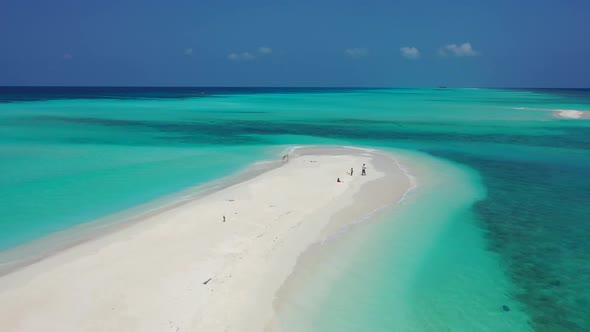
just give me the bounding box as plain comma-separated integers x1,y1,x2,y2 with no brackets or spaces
0,87,589,330
274,151,531,331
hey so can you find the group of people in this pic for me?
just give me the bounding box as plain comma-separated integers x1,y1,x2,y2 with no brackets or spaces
337,163,366,183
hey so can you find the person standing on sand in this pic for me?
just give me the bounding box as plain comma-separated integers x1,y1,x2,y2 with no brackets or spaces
337,178,342,183
361,164,366,176
350,167,354,176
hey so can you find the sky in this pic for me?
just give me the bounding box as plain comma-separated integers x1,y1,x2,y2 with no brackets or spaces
1,0,589,87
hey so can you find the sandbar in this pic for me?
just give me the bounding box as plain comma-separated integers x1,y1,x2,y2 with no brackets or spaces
0,146,412,332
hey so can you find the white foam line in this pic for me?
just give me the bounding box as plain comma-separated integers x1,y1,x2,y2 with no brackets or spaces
288,145,375,154
251,160,276,166
286,145,303,154
392,156,418,205
341,145,376,153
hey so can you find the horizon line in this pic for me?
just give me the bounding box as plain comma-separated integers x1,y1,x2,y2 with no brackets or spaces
1,85,589,90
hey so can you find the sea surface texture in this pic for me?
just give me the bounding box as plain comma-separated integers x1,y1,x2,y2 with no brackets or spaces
0,87,589,331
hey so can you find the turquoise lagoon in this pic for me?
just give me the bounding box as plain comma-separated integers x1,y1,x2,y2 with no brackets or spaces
0,87,589,331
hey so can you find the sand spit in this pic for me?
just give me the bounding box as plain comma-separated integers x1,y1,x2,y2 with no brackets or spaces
0,146,411,332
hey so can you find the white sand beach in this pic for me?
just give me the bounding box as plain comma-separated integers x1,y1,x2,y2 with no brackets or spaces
0,146,411,332
513,107,590,119
553,109,589,119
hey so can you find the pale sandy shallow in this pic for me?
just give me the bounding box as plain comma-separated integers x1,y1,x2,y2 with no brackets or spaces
0,146,411,332
514,107,590,119
513,107,590,119
552,109,590,119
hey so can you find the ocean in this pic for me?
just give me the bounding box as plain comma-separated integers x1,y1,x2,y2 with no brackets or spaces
0,87,589,331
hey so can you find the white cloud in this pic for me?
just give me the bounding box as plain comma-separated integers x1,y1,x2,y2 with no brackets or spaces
241,52,255,60
400,46,420,59
438,42,479,57
185,48,193,56
228,46,271,61
227,52,255,61
345,48,368,58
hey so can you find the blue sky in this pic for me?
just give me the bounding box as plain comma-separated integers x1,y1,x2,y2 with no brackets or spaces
1,0,589,87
